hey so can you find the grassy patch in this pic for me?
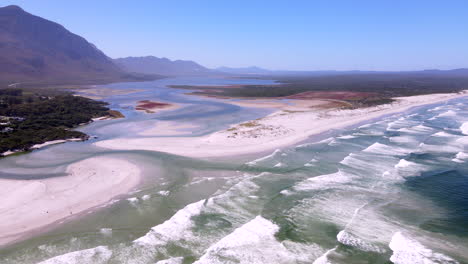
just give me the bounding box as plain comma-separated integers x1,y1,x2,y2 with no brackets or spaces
239,121,259,128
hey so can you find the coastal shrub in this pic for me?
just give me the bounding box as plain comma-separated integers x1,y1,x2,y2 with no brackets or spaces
0,91,109,154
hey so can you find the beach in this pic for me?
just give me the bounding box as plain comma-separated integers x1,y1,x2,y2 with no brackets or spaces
2,78,467,263
0,156,141,247
95,91,467,158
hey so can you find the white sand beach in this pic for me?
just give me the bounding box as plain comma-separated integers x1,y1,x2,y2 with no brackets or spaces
0,156,141,246
95,91,467,158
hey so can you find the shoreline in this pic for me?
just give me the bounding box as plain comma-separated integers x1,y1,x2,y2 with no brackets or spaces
0,138,84,158
94,91,467,158
0,156,142,247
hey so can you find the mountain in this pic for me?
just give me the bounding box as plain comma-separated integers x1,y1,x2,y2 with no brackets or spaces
216,66,468,77
216,66,272,75
0,5,141,84
114,56,213,76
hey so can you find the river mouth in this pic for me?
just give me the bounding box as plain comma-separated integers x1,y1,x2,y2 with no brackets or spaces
0,78,467,263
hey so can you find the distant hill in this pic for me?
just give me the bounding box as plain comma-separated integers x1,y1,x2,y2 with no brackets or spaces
216,65,468,77
114,56,213,76
215,66,381,76
216,66,272,75
0,5,151,85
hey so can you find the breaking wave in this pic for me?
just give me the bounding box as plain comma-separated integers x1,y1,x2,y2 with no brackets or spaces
37,246,112,264
389,232,458,264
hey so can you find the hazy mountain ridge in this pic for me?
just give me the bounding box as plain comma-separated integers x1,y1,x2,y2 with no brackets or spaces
215,66,272,75
0,5,133,84
114,56,213,76
216,65,468,77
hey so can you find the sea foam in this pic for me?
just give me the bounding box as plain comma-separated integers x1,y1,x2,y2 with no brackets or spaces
294,171,350,192
37,246,112,264
389,232,458,264
155,257,185,264
452,152,468,163
460,122,468,135
436,110,457,118
363,142,409,156
193,216,297,264
134,200,205,246
337,230,384,253
394,159,416,169
246,149,281,166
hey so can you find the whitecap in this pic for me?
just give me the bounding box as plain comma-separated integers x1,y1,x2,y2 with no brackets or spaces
134,172,268,249
158,190,170,196
389,136,417,144
432,131,456,137
134,200,205,246
436,110,457,118
340,153,390,173
455,136,468,145
193,216,298,264
274,162,284,168
155,257,185,264
455,152,468,160
452,152,468,163
359,124,373,128
312,247,336,264
294,171,350,191
460,122,468,135
337,135,356,139
296,138,334,149
37,246,112,264
418,143,461,153
337,230,384,253
386,118,419,131
363,142,409,156
99,228,112,236
398,125,434,134
427,106,444,112
246,149,281,166
394,159,416,169
127,197,139,206
389,232,458,264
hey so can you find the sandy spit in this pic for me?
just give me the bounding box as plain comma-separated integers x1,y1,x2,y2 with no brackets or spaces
0,156,141,246
94,91,467,158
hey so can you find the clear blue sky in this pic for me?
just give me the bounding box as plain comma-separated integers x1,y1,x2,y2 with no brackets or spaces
2,0,468,71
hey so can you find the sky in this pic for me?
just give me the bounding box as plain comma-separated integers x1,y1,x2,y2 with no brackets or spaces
2,0,468,71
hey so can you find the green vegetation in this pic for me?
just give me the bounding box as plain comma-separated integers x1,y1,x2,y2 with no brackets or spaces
172,72,468,107
239,121,259,127
0,88,112,155
108,109,125,118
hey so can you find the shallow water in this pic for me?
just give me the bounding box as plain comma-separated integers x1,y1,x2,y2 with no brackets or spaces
0,79,467,264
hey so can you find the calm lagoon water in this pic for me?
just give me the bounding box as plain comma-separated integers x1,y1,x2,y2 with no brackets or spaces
0,78,467,264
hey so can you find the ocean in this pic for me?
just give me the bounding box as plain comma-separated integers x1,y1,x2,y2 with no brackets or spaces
0,78,466,263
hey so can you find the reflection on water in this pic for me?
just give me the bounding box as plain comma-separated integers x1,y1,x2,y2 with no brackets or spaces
0,78,467,263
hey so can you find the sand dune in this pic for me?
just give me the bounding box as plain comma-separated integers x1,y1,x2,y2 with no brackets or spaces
95,91,467,158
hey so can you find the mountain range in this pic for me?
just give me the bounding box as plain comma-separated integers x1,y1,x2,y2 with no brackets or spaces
114,56,213,76
0,5,157,85
215,66,271,75
0,5,466,85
